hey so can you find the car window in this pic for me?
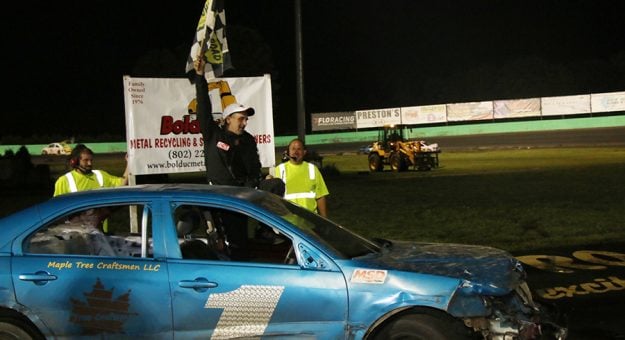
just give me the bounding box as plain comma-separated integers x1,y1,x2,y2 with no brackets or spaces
247,193,381,259
173,204,295,265
24,204,153,258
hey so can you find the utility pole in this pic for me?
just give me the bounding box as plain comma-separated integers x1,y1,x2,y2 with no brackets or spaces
294,0,306,143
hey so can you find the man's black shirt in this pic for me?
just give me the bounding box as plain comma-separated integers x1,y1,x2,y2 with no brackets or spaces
195,75,261,187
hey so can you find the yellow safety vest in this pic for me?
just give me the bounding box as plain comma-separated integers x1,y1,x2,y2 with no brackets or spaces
65,170,104,192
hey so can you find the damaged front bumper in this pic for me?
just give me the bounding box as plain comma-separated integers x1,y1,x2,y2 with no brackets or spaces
450,282,568,339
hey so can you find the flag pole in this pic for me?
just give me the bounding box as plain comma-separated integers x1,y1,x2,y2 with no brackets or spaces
294,0,306,143
195,39,206,74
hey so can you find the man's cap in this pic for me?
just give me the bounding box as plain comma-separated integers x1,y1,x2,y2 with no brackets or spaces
223,103,255,117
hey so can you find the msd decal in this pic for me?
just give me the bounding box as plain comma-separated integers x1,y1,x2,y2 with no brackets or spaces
351,269,387,284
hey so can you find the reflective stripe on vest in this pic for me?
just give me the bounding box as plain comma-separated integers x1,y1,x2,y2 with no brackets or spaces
278,163,316,200
284,192,316,199
65,170,104,192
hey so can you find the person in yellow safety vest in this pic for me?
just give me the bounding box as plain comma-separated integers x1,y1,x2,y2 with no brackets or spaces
275,139,329,217
53,144,129,197
53,144,129,233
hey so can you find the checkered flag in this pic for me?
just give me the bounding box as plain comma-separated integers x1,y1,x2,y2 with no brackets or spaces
186,0,232,80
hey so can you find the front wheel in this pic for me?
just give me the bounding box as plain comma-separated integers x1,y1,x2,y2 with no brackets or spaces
0,317,43,340
368,153,383,172
370,312,471,340
389,152,405,172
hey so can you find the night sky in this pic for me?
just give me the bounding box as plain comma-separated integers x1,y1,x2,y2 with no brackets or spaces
4,0,625,140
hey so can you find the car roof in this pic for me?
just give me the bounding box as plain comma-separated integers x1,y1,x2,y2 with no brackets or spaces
43,183,267,206
0,184,272,250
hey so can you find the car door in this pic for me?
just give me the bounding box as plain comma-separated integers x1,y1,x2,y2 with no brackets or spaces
167,203,349,339
11,203,173,338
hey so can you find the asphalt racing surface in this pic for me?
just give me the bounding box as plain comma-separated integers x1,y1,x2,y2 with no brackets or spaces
309,126,625,154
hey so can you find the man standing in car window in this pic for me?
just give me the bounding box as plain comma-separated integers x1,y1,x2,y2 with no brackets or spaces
192,59,262,260
192,59,261,188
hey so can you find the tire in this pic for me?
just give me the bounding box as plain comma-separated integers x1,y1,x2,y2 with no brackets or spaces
0,316,43,340
389,152,404,172
370,312,471,340
415,155,432,171
368,153,383,172
41,150,47,155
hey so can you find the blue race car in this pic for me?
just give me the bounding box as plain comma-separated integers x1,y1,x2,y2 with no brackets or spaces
0,184,566,339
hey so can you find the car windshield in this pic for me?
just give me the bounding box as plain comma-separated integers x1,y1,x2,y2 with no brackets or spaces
250,193,381,259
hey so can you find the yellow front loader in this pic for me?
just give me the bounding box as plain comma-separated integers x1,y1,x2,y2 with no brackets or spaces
368,125,440,172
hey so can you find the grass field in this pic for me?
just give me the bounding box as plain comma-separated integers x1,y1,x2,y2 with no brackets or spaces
2,147,624,253
321,147,625,252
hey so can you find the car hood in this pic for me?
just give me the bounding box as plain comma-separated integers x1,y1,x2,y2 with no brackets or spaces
359,240,524,295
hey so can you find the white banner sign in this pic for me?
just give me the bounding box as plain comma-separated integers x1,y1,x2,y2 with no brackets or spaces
401,104,447,124
541,94,590,116
591,91,625,113
123,75,275,176
355,107,401,129
494,98,541,119
446,101,493,121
